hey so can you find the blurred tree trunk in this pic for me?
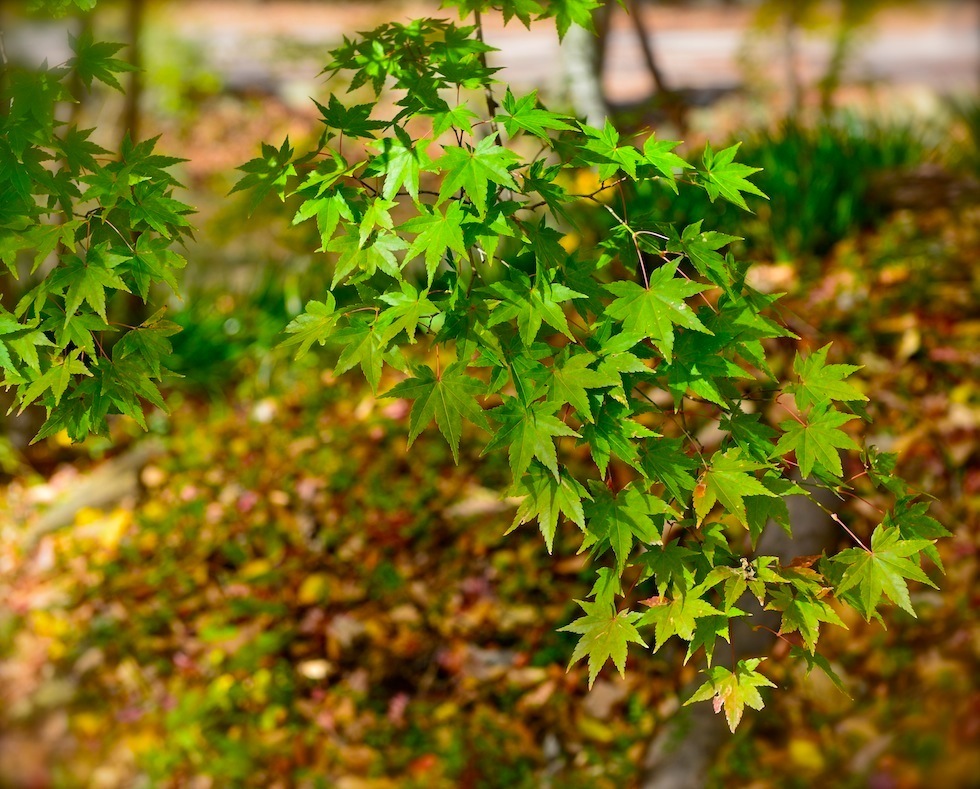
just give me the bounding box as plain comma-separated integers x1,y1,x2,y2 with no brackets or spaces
123,0,145,142
782,5,803,118
640,481,841,789
561,7,610,126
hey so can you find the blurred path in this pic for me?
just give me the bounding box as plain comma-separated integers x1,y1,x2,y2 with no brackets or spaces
169,1,979,103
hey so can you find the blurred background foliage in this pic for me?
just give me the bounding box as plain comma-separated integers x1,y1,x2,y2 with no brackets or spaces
1,1,978,787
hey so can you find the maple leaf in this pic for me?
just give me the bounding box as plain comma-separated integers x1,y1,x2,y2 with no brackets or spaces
377,283,439,344
58,253,131,321
580,119,644,180
329,231,408,287
67,31,136,92
639,593,723,651
589,566,623,607
638,542,697,593
693,449,778,527
639,437,698,505
313,95,387,138
670,221,740,293
331,317,387,393
373,126,429,201
640,134,690,192
791,343,868,410
685,614,738,667
112,310,179,378
559,599,646,688
384,362,489,463
545,349,619,421
486,274,585,347
580,400,659,476
775,404,860,479
604,261,712,363
699,142,767,211
509,463,591,552
436,134,519,216
832,525,937,620
582,484,673,571
230,138,297,216
17,350,90,411
496,89,574,140
766,586,846,653
483,398,579,480
400,203,468,284
685,658,776,732
886,497,950,570
282,295,340,359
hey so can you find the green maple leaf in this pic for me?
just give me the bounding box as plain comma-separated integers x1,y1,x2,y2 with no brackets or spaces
639,593,724,651
694,449,778,527
509,463,591,552
377,282,439,344
604,261,712,363
580,400,659,476
401,203,468,284
775,404,860,479
699,142,767,211
664,330,750,406
358,197,397,246
537,0,603,38
67,31,136,92
230,138,297,216
886,497,950,570
282,295,340,359
582,484,673,571
639,437,698,505
329,231,408,287
685,658,776,732
559,599,646,688
580,119,643,180
766,587,846,653
496,89,574,140
484,398,579,480
384,362,489,463
112,310,180,378
60,254,131,321
685,614,738,667
294,188,357,251
589,566,623,607
638,542,697,592
545,349,619,421
436,134,519,216
314,95,387,138
832,525,936,620
640,135,690,192
17,351,89,411
791,344,867,410
486,274,585,347
373,127,429,201
671,221,740,293
332,317,387,392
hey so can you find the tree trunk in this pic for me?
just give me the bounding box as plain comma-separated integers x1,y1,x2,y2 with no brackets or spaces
122,0,145,142
640,482,842,789
561,17,608,126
